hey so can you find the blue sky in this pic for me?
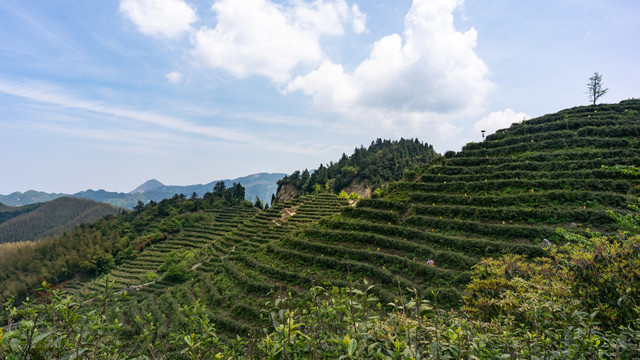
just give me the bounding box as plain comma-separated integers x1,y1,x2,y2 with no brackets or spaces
0,0,638,194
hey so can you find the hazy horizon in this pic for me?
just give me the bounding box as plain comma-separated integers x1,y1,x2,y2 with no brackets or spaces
0,171,289,195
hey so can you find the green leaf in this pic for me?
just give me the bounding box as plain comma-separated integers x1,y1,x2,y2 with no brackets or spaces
348,338,357,356
184,334,194,347
32,330,52,345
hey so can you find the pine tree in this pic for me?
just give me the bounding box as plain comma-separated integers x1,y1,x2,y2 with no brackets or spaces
587,72,608,105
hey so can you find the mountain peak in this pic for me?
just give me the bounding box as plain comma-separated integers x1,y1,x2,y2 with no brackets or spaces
130,179,165,193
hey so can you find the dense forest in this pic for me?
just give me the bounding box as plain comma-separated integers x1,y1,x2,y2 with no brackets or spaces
276,138,436,197
0,202,42,224
0,197,119,244
2,100,640,358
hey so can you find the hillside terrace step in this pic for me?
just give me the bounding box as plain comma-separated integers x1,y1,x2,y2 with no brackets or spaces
408,190,631,208
104,277,137,287
162,239,209,248
181,229,223,237
109,270,145,280
176,237,213,246
455,137,635,158
318,218,545,258
113,266,153,275
484,111,640,142
319,217,525,244
296,206,342,212
290,212,339,219
463,124,640,151
120,263,159,272
411,203,613,226
390,178,633,195
419,168,637,184
214,213,247,219
291,233,476,272
152,244,192,252
134,253,167,260
404,214,558,242
196,263,220,273
440,147,639,166
266,243,420,296
168,236,211,244
442,154,640,170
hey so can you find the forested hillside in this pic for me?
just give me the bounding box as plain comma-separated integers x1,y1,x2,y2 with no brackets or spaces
0,202,42,225
276,138,436,200
2,100,640,358
0,197,119,244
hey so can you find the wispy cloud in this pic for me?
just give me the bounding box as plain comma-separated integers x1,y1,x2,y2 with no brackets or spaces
0,76,344,159
0,77,257,143
0,1,85,58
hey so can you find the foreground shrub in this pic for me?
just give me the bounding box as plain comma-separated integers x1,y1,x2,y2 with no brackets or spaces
464,235,640,331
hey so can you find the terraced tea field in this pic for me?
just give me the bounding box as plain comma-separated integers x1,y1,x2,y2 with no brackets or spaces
67,100,640,339
268,100,640,306
65,194,348,336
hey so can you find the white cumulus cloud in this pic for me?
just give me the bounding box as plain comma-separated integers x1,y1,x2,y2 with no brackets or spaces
192,0,366,84
474,108,529,136
286,0,493,123
166,71,183,83
120,0,197,38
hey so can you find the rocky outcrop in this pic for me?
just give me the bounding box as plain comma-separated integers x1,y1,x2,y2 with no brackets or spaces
275,178,372,203
275,183,300,203
342,179,372,198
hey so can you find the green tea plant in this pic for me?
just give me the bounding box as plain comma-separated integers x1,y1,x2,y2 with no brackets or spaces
0,278,138,359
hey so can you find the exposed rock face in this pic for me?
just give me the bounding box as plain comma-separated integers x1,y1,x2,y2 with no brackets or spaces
275,183,300,203
342,179,372,199
275,178,372,203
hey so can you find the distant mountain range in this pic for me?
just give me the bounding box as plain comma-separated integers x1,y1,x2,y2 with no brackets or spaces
0,173,287,209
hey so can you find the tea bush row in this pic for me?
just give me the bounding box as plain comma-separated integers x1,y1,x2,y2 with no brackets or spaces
319,218,546,258
302,228,477,270
421,168,639,184
392,178,632,194
464,124,640,151
459,137,633,158
283,236,470,285
412,203,614,225
410,190,631,208
405,215,558,242
442,154,640,170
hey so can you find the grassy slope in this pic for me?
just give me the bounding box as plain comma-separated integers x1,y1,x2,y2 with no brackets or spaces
39,99,640,339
